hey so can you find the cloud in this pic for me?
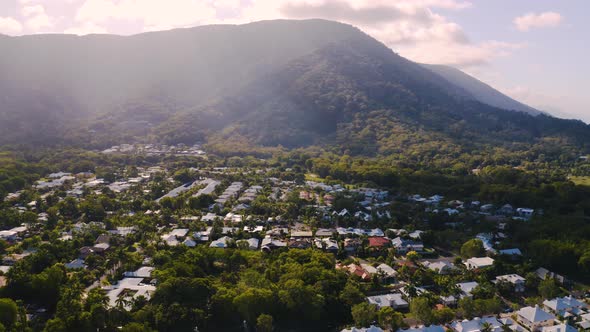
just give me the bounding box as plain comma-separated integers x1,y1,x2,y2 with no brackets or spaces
514,11,563,32
64,21,107,35
68,0,520,67
234,0,518,68
22,4,54,31
75,0,217,30
0,17,23,35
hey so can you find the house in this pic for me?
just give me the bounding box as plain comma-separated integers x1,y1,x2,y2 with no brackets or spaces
314,238,339,252
451,317,506,332
361,264,378,275
339,264,371,281
289,239,312,249
376,263,397,281
261,237,287,252
104,277,156,310
540,324,577,332
465,257,494,270
344,238,362,253
398,325,446,332
237,238,260,250
210,236,233,248
368,237,390,248
243,225,264,233
342,326,384,332
183,238,197,247
315,228,335,237
224,213,243,224
441,295,457,307
498,204,514,215
536,268,566,284
516,208,534,220
423,261,454,274
494,274,526,292
65,258,87,270
290,230,313,238
543,296,587,315
456,281,479,299
367,293,409,309
123,267,154,278
391,237,424,254
93,243,110,253
517,306,556,331
201,213,219,223
499,248,523,257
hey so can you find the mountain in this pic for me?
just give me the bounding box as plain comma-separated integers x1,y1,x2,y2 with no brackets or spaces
422,64,542,115
0,19,588,157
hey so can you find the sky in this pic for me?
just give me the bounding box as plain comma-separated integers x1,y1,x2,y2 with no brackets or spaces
0,0,588,123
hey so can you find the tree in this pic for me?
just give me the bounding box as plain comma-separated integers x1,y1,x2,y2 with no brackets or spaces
460,239,485,258
339,281,365,306
481,321,493,332
410,297,433,324
378,307,404,331
406,251,420,262
0,298,17,329
538,278,560,299
121,322,156,332
256,314,273,332
351,303,377,328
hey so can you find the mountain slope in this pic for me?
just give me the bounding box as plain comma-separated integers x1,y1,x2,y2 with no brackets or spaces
0,19,588,158
0,19,362,145
153,32,589,156
422,64,542,115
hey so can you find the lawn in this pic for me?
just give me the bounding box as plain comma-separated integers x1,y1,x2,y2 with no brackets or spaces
569,176,590,186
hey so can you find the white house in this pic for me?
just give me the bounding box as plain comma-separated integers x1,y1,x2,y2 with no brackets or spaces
540,324,577,332
367,293,409,309
494,274,526,292
465,257,494,270
210,236,232,248
457,281,479,299
543,296,587,315
423,261,454,274
517,306,555,331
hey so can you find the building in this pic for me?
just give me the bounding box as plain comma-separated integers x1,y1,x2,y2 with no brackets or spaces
210,236,232,248
237,238,260,250
456,281,479,299
367,293,409,309
423,261,454,274
517,306,555,331
543,296,587,315
540,324,577,332
451,317,507,332
465,257,494,270
494,274,526,292
391,237,424,254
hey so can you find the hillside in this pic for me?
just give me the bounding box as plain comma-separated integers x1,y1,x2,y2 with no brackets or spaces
0,19,588,159
422,64,542,115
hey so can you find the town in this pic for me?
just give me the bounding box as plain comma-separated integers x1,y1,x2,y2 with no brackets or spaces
0,150,588,332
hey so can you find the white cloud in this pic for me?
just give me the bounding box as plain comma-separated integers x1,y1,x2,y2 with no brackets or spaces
514,11,563,32
67,0,520,67
0,17,23,35
75,0,218,30
22,5,45,17
64,21,107,35
21,4,54,31
229,0,519,68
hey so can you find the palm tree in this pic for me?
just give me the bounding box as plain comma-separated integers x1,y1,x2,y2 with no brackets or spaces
481,321,493,332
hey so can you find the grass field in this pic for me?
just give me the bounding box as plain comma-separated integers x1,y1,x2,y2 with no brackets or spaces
569,176,590,186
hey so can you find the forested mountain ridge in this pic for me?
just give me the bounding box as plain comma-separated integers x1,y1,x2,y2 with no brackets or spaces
422,64,543,116
0,19,588,159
